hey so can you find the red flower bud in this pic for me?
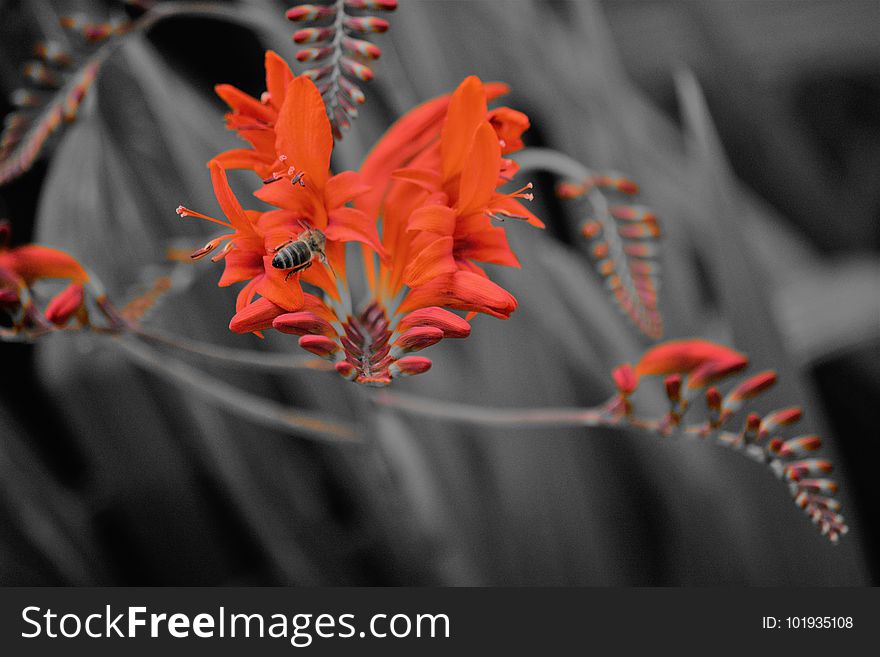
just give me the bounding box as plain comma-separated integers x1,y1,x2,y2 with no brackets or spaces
273,311,337,337
665,374,682,402
44,282,84,326
390,356,432,378
611,363,638,395
298,335,340,359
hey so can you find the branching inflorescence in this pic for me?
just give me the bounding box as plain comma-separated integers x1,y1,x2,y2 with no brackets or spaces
377,338,848,544
557,173,663,340
0,2,156,185
608,340,847,543
0,1,851,548
286,0,397,139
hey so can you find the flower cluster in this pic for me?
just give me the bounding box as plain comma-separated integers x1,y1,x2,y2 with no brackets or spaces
608,339,847,543
181,51,541,385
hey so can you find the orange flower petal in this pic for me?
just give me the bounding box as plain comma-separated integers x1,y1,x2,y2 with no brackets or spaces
358,80,508,219
441,76,488,180
635,339,748,377
403,235,456,287
455,224,520,268
299,258,340,302
211,149,275,176
264,50,294,110
324,170,372,209
215,84,274,123
457,121,502,215
210,162,255,234
235,277,260,313
229,295,283,333
1,245,89,283
275,76,333,190
396,306,470,338
255,184,327,231
407,204,456,235
325,207,386,258
302,292,338,324
390,167,442,193
488,106,529,153
218,250,263,287
255,257,304,311
398,270,517,319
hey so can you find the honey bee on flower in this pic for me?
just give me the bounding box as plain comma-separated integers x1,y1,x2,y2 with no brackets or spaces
180,49,542,385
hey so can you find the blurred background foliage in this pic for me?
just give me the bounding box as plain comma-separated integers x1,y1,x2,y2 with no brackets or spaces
0,0,877,585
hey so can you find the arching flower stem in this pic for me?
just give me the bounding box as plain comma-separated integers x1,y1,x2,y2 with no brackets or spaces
128,325,334,373
115,337,359,444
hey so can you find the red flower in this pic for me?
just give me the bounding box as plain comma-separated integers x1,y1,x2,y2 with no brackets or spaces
0,219,90,333
178,163,303,316
183,77,383,333
213,51,294,179
250,75,385,276
200,62,545,385
365,75,542,321
635,339,748,389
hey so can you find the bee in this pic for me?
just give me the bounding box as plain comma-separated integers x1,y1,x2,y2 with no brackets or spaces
271,224,329,281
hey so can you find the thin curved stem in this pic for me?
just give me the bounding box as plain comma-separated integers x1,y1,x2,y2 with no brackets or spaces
128,324,334,372
373,390,612,428
115,337,359,444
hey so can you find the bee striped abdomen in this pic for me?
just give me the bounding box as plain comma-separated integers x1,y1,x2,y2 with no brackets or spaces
273,241,313,271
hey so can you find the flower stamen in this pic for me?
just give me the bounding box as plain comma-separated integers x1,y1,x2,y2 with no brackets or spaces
176,205,233,229
262,154,306,187
190,234,234,260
